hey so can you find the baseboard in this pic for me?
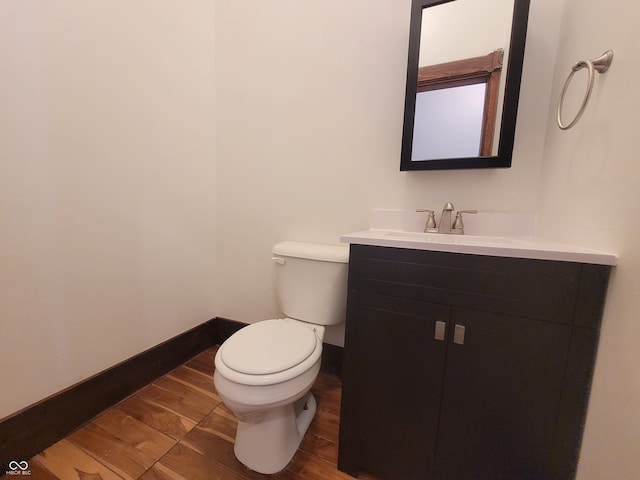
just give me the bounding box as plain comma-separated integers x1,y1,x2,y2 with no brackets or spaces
320,342,343,376
0,317,343,468
0,320,217,469
215,317,247,341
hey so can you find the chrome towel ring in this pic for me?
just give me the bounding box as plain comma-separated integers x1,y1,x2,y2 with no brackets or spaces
557,50,614,130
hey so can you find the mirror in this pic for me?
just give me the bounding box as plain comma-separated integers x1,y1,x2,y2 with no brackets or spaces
400,0,530,171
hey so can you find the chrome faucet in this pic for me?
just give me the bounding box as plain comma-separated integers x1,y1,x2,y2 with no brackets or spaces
438,202,455,234
420,203,478,234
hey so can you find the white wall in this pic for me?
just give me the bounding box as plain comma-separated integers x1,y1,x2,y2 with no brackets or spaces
536,1,640,478
0,1,217,419
214,0,561,344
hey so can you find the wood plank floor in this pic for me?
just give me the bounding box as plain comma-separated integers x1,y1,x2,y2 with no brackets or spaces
14,347,378,480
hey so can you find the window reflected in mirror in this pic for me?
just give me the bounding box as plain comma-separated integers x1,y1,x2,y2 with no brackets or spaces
413,50,503,160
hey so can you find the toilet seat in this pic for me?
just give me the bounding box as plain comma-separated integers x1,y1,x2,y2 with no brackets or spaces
215,319,322,386
221,319,317,375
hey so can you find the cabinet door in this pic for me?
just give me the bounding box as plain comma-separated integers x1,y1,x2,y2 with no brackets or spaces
339,292,450,480
434,308,573,480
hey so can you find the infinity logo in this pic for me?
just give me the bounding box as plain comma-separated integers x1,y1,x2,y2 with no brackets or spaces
8,461,29,471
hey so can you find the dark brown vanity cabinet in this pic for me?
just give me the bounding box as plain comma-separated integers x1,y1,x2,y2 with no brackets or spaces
338,245,611,480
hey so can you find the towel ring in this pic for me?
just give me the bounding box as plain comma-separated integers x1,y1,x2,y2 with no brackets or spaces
557,50,613,130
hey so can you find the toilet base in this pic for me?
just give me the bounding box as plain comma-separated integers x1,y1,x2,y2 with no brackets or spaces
234,392,317,474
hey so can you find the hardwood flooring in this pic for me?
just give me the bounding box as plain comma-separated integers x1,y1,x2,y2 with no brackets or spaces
12,347,377,480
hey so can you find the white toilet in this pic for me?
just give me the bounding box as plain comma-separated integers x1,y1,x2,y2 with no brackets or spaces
213,241,349,474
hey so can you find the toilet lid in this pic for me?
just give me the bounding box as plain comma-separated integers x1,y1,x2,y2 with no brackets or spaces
220,319,318,375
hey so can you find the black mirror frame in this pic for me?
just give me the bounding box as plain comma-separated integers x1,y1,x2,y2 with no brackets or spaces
400,0,531,171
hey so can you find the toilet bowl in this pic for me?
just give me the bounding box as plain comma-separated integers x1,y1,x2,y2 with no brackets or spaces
213,241,349,474
213,319,323,474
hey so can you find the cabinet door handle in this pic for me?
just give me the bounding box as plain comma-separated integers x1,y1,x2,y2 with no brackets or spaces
434,321,446,341
453,324,466,345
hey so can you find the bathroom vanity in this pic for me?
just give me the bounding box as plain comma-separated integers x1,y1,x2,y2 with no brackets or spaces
337,232,615,480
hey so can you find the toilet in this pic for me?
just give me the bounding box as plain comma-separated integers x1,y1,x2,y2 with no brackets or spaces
213,241,349,474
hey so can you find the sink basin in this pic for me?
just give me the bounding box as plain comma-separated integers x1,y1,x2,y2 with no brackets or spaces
383,231,527,245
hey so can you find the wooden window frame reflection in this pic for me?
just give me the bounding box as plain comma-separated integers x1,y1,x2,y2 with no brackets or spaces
417,49,503,157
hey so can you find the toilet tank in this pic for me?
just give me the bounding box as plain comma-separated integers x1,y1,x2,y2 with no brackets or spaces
271,241,349,326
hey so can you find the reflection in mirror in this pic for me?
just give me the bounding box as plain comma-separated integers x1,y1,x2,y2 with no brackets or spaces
414,49,504,159
414,82,487,159
400,0,530,171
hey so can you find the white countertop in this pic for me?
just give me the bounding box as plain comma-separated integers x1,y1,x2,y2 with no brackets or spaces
340,230,618,266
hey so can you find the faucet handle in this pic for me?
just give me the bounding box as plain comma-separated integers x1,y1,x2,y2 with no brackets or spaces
451,210,478,235
416,209,438,232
